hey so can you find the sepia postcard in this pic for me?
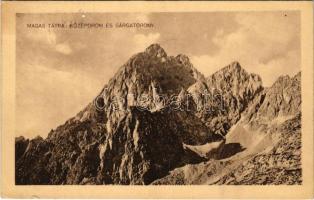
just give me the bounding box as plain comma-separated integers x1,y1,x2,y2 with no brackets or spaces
1,1,313,199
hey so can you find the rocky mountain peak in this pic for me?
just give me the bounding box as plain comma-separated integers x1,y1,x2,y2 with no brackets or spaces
226,61,242,71
76,44,207,120
144,43,167,58
196,61,264,136
273,75,291,87
209,61,250,80
176,54,190,65
294,71,301,81
207,61,263,98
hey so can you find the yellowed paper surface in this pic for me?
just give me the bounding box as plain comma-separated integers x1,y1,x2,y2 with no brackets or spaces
1,1,313,198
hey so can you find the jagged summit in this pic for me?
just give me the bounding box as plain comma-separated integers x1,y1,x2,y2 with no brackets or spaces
271,71,300,88
273,74,291,85
207,61,263,96
82,44,206,116
210,61,247,77
225,61,242,70
176,54,190,65
144,43,167,58
294,71,301,79
209,61,262,86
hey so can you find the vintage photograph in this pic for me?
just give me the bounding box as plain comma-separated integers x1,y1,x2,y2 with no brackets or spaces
14,11,302,185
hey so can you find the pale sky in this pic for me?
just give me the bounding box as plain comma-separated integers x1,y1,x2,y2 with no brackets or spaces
16,12,300,138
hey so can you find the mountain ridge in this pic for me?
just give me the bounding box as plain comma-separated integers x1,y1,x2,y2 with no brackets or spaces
15,43,301,185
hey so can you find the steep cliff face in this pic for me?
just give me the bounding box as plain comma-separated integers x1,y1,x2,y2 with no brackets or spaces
190,62,263,136
207,62,262,119
95,107,205,185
